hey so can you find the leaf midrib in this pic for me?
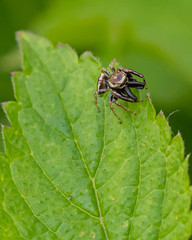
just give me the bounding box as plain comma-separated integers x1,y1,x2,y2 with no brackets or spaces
19,78,99,219
21,38,109,239
126,107,142,239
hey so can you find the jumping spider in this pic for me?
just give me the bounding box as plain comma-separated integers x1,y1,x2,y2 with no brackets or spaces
94,59,147,123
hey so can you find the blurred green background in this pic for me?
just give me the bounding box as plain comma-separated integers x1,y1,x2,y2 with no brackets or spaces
0,0,192,176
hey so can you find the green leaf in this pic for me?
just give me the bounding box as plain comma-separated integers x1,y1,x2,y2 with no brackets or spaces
0,32,192,239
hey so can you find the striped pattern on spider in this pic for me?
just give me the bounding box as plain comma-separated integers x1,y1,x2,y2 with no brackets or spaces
94,59,147,123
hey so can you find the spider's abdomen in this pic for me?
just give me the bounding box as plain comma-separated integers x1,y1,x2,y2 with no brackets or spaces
108,72,127,89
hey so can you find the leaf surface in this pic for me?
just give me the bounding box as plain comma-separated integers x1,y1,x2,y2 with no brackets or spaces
0,32,191,240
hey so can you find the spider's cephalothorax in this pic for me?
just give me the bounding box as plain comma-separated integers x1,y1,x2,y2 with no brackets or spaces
94,59,147,123
108,71,127,89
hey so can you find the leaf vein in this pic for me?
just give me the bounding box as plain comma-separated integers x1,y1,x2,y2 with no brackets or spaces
127,108,143,239
21,42,108,238
94,97,105,178
10,165,61,239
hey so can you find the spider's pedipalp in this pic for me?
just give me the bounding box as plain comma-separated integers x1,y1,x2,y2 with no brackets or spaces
94,59,146,122
109,59,117,72
118,67,147,88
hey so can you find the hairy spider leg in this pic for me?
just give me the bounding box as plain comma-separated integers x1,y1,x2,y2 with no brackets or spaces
112,91,137,114
94,91,101,112
101,68,110,76
109,94,122,123
124,86,138,101
123,87,144,103
109,92,137,123
94,73,109,112
118,67,147,89
129,76,137,82
94,89,107,112
114,102,136,115
109,59,117,72
112,90,137,103
127,80,145,89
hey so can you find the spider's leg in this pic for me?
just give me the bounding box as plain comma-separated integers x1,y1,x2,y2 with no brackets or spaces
129,76,137,82
95,73,109,113
94,91,100,112
124,86,138,101
114,102,136,116
101,68,110,76
127,81,145,89
118,67,147,89
127,76,145,89
112,90,136,102
109,59,117,72
120,89,143,102
109,94,122,123
94,89,107,113
110,91,137,117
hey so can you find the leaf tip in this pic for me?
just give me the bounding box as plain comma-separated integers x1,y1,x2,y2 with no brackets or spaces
186,153,190,161
80,51,100,63
16,30,25,37
57,42,77,52
146,93,152,102
159,110,164,115
16,30,34,40
57,42,64,47
83,51,94,56
11,72,17,77
16,30,27,43
1,124,7,130
2,102,7,108
1,102,8,112
177,131,181,137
